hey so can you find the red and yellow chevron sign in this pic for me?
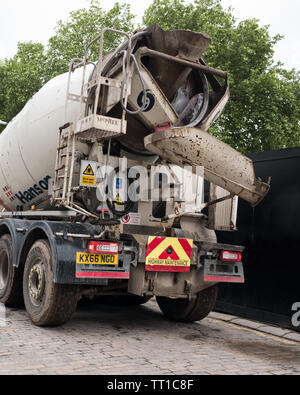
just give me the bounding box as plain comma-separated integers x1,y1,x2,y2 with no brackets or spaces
145,236,193,273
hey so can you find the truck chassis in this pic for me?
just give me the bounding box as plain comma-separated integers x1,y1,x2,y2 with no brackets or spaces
0,211,244,326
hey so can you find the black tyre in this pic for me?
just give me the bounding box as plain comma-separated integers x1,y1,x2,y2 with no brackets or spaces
23,240,79,327
156,285,218,323
0,234,23,306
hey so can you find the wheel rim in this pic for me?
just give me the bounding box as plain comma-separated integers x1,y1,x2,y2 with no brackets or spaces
28,259,45,307
0,250,9,291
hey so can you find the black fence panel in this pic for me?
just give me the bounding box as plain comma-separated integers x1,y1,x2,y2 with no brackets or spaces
216,147,300,332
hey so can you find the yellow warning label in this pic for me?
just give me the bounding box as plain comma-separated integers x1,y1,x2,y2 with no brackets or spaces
114,193,123,206
80,161,97,188
83,164,95,176
81,176,95,186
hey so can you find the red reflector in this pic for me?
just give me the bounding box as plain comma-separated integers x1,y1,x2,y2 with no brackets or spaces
154,122,173,132
220,250,242,262
88,241,119,254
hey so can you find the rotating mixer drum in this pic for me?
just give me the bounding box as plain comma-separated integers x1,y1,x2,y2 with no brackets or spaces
0,24,269,212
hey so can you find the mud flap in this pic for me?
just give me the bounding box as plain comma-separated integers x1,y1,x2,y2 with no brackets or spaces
204,259,244,283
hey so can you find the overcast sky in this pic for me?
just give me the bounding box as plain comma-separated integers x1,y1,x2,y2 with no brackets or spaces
0,0,299,70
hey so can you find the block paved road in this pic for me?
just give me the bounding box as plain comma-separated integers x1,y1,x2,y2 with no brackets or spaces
0,299,300,375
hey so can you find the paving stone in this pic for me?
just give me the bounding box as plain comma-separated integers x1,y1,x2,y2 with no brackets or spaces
229,318,265,330
209,312,238,322
283,332,300,343
0,302,300,375
257,325,292,337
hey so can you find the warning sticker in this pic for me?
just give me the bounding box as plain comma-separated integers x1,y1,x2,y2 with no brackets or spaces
83,164,95,176
145,236,193,273
121,212,141,225
81,176,95,186
113,193,124,207
80,160,98,188
116,178,122,190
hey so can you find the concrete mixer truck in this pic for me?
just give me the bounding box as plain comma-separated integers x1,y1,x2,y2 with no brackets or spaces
0,24,270,326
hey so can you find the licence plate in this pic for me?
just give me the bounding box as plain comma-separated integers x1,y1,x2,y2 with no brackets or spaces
76,252,118,265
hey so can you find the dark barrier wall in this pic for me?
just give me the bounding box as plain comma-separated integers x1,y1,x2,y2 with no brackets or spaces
216,147,300,332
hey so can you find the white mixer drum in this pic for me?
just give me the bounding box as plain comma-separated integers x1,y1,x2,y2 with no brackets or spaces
0,65,93,211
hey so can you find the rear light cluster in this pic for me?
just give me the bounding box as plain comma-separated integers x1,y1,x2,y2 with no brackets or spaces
88,241,119,254
220,250,242,262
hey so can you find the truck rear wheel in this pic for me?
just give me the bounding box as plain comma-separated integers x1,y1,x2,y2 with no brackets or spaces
0,234,23,306
156,285,218,323
23,240,79,327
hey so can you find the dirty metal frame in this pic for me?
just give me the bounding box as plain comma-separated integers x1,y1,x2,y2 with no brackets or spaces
92,28,132,128
52,28,137,219
52,29,237,223
0,210,77,219
52,123,101,219
134,47,228,80
52,123,74,204
150,193,235,223
62,28,136,143
64,58,96,123
75,28,133,139
133,47,228,130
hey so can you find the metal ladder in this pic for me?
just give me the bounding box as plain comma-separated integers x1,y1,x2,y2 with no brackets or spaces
65,28,133,142
51,29,134,216
52,123,75,207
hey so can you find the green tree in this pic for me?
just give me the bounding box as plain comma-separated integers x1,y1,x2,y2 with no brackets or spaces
0,1,135,128
45,0,135,79
0,42,47,132
143,0,300,153
1,0,299,154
